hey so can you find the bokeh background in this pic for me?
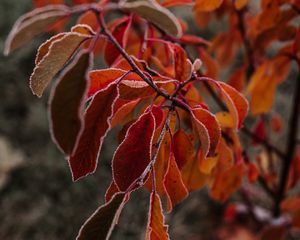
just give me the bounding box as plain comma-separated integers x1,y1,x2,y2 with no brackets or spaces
0,0,298,239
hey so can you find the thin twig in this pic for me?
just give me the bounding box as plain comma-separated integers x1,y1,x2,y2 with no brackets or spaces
273,61,300,217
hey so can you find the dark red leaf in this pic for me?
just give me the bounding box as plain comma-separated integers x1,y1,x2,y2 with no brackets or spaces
104,17,131,66
69,83,119,181
49,51,92,155
112,108,156,191
77,193,126,240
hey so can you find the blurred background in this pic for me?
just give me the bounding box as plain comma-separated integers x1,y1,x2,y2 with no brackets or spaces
0,0,297,239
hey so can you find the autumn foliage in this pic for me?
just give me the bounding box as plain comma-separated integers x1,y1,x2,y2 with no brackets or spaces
4,0,300,239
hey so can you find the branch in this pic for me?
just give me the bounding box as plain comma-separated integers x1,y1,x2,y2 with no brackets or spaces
90,9,190,112
236,8,255,80
273,61,300,217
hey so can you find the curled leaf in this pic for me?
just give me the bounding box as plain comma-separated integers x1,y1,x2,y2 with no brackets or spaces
121,0,182,37
146,192,170,240
77,193,126,240
49,51,92,155
69,83,119,181
4,5,70,55
172,129,194,169
164,152,188,213
192,108,221,157
30,32,92,97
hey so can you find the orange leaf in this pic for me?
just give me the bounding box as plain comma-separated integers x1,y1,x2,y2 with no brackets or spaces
194,0,223,12
146,192,170,240
210,164,244,201
172,44,192,82
181,155,208,192
164,152,188,212
219,82,248,129
234,0,249,10
172,129,195,169
247,58,290,115
191,108,221,157
198,150,218,174
198,48,219,79
69,83,119,181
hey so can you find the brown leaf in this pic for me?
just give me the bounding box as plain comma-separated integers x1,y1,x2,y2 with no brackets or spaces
4,5,70,55
49,51,92,155
30,32,92,97
77,193,126,240
122,0,182,37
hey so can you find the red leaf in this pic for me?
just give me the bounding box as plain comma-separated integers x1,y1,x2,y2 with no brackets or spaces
151,105,164,129
88,69,129,97
69,83,119,181
164,152,188,213
179,34,210,46
33,0,64,8
161,0,193,8
77,193,126,240
191,108,221,157
146,192,170,240
172,44,192,82
112,108,156,191
252,118,266,145
49,51,92,155
105,181,120,203
104,17,131,66
111,98,140,128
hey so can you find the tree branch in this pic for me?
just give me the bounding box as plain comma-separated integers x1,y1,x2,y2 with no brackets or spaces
273,61,300,217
